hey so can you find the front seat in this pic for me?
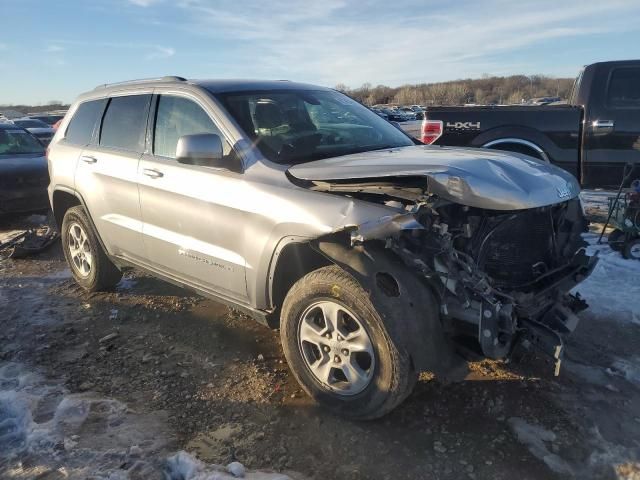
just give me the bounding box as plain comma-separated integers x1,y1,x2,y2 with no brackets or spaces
253,100,286,155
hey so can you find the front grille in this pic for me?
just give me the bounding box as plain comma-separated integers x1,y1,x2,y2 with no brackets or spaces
473,208,555,287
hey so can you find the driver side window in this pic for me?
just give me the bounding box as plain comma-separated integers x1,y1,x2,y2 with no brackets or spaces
153,95,232,158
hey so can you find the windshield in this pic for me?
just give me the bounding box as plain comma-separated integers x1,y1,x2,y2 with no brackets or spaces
217,89,414,164
14,119,50,128
0,129,45,155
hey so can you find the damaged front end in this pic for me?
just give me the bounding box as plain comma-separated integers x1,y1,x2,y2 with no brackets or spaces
288,148,598,374
350,195,597,375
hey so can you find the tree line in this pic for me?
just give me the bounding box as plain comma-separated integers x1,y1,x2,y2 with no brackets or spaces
335,74,575,106
0,102,69,114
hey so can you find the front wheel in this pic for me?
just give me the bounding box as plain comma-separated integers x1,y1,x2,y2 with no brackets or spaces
61,206,122,291
623,238,640,260
280,265,417,420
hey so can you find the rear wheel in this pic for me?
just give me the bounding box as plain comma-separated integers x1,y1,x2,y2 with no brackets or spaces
487,143,548,162
608,229,625,251
280,265,417,420
61,206,122,291
623,238,640,260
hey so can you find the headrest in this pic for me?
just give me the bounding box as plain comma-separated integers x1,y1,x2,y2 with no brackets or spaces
254,100,285,130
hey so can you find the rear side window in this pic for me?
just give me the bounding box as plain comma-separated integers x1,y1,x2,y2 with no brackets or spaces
607,67,640,108
153,95,230,158
65,99,106,145
100,94,151,151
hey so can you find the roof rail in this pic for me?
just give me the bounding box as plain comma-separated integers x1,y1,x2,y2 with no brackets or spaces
94,76,187,90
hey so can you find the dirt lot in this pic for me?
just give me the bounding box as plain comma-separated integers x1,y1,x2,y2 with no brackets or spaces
1,204,639,479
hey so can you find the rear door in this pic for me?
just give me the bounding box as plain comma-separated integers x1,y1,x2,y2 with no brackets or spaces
137,92,248,302
583,65,640,187
75,93,151,261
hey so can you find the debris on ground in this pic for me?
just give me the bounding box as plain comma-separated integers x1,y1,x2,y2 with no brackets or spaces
1,194,639,480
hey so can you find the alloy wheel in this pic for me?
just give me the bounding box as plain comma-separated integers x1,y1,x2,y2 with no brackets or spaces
67,222,92,277
297,300,375,396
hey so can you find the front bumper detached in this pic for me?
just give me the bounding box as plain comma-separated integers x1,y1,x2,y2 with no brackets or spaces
448,250,599,375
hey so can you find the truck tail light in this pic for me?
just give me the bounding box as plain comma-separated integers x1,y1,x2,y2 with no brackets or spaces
421,119,443,145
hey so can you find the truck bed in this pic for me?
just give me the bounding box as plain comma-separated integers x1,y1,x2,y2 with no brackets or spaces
425,104,583,180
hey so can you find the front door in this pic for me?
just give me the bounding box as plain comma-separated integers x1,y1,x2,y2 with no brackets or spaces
137,93,248,302
583,65,640,187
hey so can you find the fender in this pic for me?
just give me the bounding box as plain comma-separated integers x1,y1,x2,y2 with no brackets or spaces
50,186,115,266
312,239,467,378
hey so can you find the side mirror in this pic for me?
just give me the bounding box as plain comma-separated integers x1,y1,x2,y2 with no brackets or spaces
176,133,224,167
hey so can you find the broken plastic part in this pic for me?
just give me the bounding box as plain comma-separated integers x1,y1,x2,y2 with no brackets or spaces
351,213,424,244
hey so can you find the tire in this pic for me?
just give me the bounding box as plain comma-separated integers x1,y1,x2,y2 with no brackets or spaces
280,265,417,420
622,238,640,260
61,205,122,291
608,229,625,251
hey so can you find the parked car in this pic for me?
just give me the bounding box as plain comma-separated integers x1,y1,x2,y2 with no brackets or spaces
526,96,562,106
371,109,389,120
11,118,56,145
0,123,49,215
415,60,640,188
378,107,406,122
48,77,596,419
28,114,65,126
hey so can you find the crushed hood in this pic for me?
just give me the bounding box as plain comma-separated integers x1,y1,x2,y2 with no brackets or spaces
288,145,580,210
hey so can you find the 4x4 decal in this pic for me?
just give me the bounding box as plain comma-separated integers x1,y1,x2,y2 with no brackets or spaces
446,121,481,130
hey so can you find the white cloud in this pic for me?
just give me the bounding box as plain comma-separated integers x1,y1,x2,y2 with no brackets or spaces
46,45,65,53
146,45,176,60
128,0,161,6
164,0,640,86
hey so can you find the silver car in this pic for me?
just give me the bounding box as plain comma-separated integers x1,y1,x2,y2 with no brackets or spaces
47,77,596,419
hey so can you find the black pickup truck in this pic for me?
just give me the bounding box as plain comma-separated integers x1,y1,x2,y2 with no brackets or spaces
420,60,640,188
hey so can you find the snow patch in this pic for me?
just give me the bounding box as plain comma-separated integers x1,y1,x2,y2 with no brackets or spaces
610,357,640,387
572,232,640,324
0,361,295,479
507,417,573,475
166,451,291,480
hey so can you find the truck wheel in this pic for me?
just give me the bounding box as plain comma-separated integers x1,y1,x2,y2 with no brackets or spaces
623,238,640,260
608,229,625,251
280,265,417,420
61,206,122,291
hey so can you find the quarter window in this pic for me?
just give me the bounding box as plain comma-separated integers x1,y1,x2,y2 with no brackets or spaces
607,68,640,108
65,99,106,146
100,95,151,151
153,95,230,158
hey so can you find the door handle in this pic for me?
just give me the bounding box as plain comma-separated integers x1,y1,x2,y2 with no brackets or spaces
592,120,615,130
80,155,97,164
143,168,164,179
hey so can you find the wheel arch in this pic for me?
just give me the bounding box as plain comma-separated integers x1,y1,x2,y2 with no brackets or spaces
482,137,550,162
305,237,463,376
51,187,113,264
470,125,553,162
268,239,333,326
51,188,82,229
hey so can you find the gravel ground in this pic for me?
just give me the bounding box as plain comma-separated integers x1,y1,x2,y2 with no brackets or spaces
0,197,639,479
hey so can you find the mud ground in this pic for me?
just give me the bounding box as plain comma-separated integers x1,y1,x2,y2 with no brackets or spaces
1,209,639,479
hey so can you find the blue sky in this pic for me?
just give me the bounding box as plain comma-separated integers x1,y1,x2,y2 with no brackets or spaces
1,0,640,104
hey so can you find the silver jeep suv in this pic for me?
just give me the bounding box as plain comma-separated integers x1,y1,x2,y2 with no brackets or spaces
48,77,597,419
